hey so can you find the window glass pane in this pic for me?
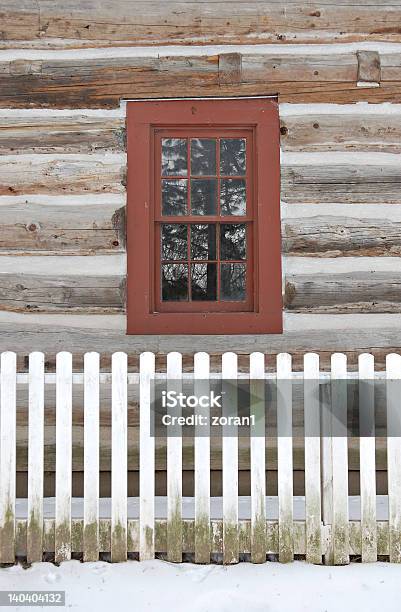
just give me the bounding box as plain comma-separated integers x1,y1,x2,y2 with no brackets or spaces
162,264,188,301
220,224,246,260
220,179,246,215
161,224,187,260
221,263,246,301
191,139,216,176
162,179,187,216
191,224,216,260
161,138,187,176
220,138,246,175
191,178,217,215
191,263,217,301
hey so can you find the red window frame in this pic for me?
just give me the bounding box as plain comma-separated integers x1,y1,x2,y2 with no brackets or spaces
127,98,282,335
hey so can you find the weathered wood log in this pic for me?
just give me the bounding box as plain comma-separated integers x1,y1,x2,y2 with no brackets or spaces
3,151,401,204
3,1,401,46
0,154,125,195
0,55,219,108
0,255,125,313
283,213,401,257
0,0,39,41
241,52,357,83
2,50,401,106
0,196,125,254
0,274,125,313
13,427,389,472
0,312,399,371
282,153,401,203
0,114,125,154
280,111,401,153
285,272,401,313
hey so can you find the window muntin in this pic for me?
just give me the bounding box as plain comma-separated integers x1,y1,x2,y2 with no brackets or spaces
155,131,253,312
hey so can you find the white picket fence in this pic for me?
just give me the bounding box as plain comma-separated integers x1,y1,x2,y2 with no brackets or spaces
0,351,400,564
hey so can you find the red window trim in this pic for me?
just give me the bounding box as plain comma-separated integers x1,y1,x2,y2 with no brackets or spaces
126,98,282,335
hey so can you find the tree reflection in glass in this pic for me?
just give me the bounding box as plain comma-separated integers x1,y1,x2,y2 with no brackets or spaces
220,179,246,215
191,224,216,260
161,224,187,260
221,263,246,301
191,263,217,300
162,179,187,215
220,224,246,260
161,138,187,176
220,139,246,176
191,178,217,215
162,264,188,301
191,139,216,176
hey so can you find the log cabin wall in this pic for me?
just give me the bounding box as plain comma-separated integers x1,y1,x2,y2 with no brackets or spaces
3,0,401,496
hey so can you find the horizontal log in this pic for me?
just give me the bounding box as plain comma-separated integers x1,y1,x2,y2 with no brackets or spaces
0,254,125,313
285,271,401,313
15,434,388,473
2,48,401,106
0,195,125,254
4,1,401,46
0,114,125,154
280,111,401,152
0,154,125,195
282,152,401,203
13,426,388,472
0,0,39,41
0,312,400,371
0,274,125,313
283,210,401,256
2,253,398,314
241,52,357,83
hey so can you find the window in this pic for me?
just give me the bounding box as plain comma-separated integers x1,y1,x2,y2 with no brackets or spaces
127,98,282,334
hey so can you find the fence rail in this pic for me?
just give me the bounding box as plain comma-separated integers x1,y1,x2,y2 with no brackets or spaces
0,351,399,564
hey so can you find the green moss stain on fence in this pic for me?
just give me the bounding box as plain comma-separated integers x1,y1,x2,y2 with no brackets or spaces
279,516,294,563
195,513,210,563
251,516,266,563
167,499,182,562
27,510,42,562
111,521,127,562
83,521,99,561
55,520,71,563
305,490,322,564
333,520,349,565
0,502,15,563
223,522,239,564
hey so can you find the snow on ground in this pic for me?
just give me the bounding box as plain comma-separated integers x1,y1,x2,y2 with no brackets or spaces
1,560,399,612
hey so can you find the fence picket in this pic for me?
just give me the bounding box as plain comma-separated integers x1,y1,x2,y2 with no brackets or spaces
55,351,72,563
304,353,322,564
331,353,349,565
222,352,239,564
167,352,182,562
83,352,100,562
27,352,45,563
277,353,294,563
386,353,401,563
194,352,211,563
250,352,266,563
359,353,377,563
0,352,16,563
111,352,128,562
321,371,333,564
139,352,155,561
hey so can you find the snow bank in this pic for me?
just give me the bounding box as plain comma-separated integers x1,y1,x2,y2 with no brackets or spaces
0,560,398,612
